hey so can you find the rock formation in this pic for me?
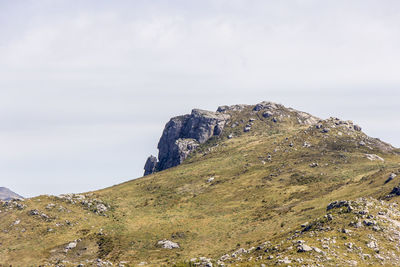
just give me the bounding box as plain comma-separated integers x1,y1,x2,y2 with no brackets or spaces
143,155,157,176
144,109,230,175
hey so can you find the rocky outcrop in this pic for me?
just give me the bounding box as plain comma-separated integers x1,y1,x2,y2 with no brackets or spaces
144,155,157,176
144,109,230,175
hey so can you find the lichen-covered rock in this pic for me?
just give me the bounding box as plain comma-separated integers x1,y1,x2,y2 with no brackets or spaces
144,109,230,174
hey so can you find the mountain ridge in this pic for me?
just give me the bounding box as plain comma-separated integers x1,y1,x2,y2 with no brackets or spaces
0,187,23,201
0,101,399,266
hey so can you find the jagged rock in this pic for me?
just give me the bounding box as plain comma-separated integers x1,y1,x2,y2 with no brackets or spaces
157,239,180,249
144,155,158,176
149,109,229,173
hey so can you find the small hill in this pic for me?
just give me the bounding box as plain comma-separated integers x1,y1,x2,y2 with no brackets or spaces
0,187,23,201
0,101,399,266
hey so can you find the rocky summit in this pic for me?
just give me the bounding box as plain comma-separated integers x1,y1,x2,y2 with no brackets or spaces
144,101,392,176
0,187,23,201
1,101,400,266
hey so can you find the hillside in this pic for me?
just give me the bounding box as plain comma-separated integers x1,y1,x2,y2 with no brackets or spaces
0,101,399,266
0,187,23,201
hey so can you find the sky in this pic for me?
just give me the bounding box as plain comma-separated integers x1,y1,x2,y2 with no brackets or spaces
0,0,399,197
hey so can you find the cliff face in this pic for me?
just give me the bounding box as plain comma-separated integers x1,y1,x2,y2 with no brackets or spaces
144,109,230,175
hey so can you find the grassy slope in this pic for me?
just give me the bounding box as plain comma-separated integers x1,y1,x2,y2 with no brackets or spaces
0,105,399,266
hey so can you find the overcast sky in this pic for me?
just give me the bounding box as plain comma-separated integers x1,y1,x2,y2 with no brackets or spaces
1,0,399,197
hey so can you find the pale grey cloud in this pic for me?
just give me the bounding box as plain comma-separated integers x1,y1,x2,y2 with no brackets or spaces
0,0,399,197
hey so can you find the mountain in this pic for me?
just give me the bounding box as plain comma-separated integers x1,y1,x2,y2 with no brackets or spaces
0,101,399,266
0,187,23,201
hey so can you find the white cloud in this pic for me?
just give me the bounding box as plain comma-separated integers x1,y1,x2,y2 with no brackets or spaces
0,0,399,196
